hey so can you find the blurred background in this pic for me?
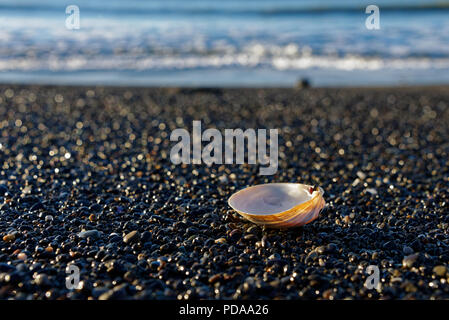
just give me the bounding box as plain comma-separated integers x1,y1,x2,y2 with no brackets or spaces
0,0,449,87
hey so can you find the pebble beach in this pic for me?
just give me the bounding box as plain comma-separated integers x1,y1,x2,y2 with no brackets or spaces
0,85,448,299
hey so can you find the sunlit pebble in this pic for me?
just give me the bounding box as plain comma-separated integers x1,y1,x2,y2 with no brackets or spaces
176,117,183,125
64,152,71,159
17,253,27,260
28,93,36,102
370,109,379,118
54,94,64,103
4,89,14,98
124,91,133,99
22,186,31,195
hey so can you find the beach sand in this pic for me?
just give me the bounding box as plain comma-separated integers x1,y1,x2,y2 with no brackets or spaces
0,85,448,299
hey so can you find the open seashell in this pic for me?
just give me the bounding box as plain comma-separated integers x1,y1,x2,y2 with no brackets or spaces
228,183,325,228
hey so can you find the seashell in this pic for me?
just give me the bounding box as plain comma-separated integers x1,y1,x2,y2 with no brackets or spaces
228,183,325,228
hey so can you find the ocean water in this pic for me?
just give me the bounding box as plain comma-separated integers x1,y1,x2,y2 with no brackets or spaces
1,0,449,87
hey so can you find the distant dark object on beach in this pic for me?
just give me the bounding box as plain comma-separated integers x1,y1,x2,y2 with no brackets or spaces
179,88,224,95
296,78,311,89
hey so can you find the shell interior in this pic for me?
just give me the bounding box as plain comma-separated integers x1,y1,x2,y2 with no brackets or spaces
228,183,315,216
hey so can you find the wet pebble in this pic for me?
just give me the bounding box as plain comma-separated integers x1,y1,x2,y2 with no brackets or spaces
77,230,101,239
402,253,419,268
433,265,447,277
123,230,140,244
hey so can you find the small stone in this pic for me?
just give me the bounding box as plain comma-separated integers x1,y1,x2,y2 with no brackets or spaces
316,246,326,254
356,171,367,180
403,282,417,293
89,214,96,222
149,260,160,271
0,184,8,195
319,258,326,267
261,236,268,248
123,230,140,244
0,263,15,272
141,231,152,242
402,246,413,255
322,289,333,300
365,188,378,195
296,78,310,89
382,241,396,250
45,215,54,222
326,243,338,252
402,253,419,268
3,233,16,242
208,274,222,284
305,250,318,263
244,234,257,241
17,252,27,260
34,274,50,286
30,202,44,211
137,253,146,260
433,265,447,277
246,226,260,234
99,284,127,300
229,229,242,240
124,271,134,282
268,253,281,261
215,238,226,244
77,230,101,239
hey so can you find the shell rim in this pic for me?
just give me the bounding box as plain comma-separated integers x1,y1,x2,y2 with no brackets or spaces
228,183,324,217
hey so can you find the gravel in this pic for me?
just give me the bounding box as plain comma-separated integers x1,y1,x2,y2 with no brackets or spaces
0,85,448,300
